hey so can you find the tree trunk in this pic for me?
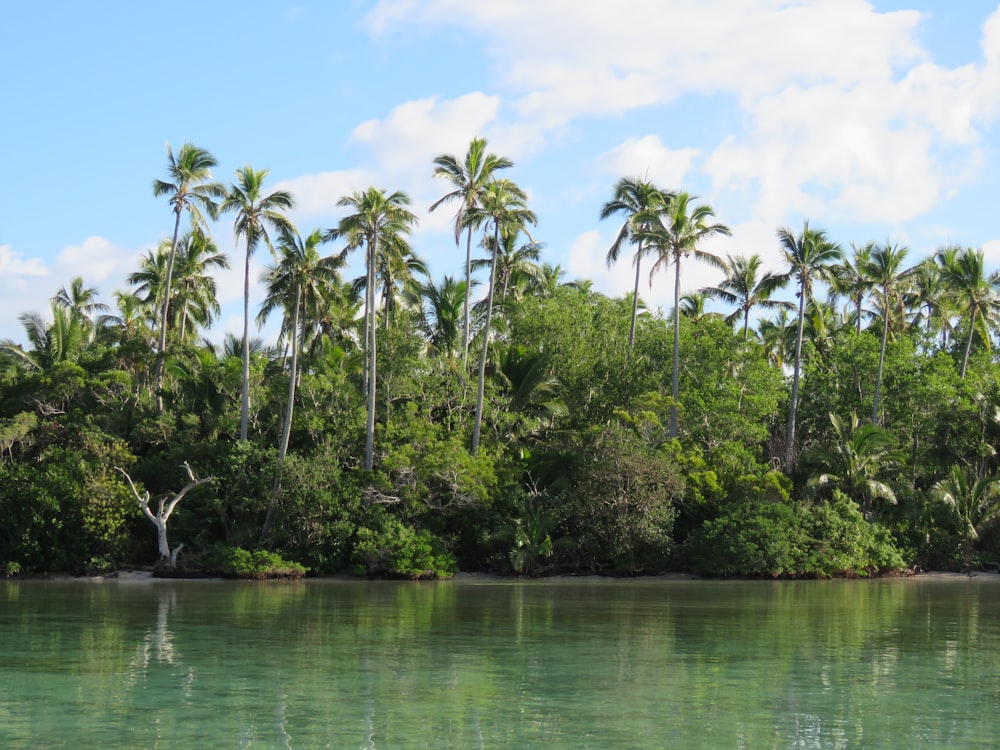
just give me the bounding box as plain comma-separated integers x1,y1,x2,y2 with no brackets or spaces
669,250,681,438
365,237,378,471
154,208,183,414
472,225,500,455
872,312,889,424
629,245,643,349
786,287,807,470
240,244,251,441
961,310,976,379
462,225,473,370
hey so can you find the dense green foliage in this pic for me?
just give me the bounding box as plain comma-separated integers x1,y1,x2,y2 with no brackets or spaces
4,141,1000,578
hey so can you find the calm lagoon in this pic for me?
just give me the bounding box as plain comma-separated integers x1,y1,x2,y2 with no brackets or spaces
1,576,998,749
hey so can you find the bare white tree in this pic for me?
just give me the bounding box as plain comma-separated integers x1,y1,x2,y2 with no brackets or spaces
116,462,213,569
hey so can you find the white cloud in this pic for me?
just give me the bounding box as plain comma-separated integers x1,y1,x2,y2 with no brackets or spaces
55,236,137,288
275,168,376,221
594,136,700,189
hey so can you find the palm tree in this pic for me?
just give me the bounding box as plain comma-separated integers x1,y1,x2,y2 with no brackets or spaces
829,242,875,335
352,238,427,331
940,246,1000,378
430,138,513,367
152,143,224,406
419,275,467,359
777,222,843,470
52,277,109,332
170,229,229,342
805,412,903,517
932,465,1000,547
1,304,87,371
759,308,797,368
600,177,672,347
701,253,789,339
642,192,730,438
258,228,341,469
907,257,953,348
466,179,537,455
219,165,295,441
473,231,545,308
863,241,912,424
327,187,416,470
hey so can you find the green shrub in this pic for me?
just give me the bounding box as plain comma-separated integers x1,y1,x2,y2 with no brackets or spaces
208,546,307,579
686,492,907,577
353,516,456,579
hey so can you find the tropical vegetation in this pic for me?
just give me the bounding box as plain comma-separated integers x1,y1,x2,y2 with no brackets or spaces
2,141,1000,580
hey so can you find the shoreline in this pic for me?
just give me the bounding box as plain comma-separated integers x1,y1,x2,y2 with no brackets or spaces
12,569,1000,584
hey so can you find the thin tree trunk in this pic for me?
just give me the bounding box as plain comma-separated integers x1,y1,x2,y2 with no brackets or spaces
364,238,378,471
629,245,643,348
961,310,976,378
872,312,889,424
669,251,681,438
154,208,183,414
262,286,301,543
462,226,473,370
240,245,251,441
472,226,499,455
786,288,807,470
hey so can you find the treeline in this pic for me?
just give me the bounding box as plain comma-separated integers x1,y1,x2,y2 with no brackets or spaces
0,141,998,578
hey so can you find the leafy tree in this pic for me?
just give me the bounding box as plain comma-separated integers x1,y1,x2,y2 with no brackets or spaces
430,138,513,366
777,221,842,469
641,192,730,437
600,177,672,347
219,165,294,440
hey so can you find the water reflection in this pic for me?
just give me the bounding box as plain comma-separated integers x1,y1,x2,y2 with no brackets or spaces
1,579,999,748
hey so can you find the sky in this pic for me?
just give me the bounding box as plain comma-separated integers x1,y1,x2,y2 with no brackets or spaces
3,0,1000,345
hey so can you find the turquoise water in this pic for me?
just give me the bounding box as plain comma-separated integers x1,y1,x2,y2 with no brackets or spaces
0,577,998,748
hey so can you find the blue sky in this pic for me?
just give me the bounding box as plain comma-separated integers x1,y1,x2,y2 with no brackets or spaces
3,1,1000,344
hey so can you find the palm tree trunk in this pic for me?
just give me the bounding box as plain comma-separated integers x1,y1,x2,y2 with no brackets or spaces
669,251,681,438
262,286,301,543
154,208,183,414
961,310,976,378
629,246,643,348
364,238,378,471
462,226,473,370
472,226,500,455
239,245,252,441
872,313,889,424
786,289,807,470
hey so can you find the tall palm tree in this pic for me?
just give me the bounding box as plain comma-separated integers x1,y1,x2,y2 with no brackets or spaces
430,138,513,367
219,166,294,441
940,246,1000,378
642,192,730,438
863,241,912,424
152,143,224,406
701,253,789,339
466,179,537,455
829,241,875,335
352,238,427,331
52,277,109,329
327,187,416,470
600,177,673,348
777,222,843,470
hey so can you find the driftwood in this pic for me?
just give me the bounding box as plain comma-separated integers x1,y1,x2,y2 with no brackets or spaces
116,462,213,569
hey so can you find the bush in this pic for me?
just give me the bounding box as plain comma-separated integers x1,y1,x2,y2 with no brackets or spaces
353,515,456,579
686,492,907,577
208,546,307,579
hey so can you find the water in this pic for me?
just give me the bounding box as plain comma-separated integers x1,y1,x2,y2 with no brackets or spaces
0,577,998,749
